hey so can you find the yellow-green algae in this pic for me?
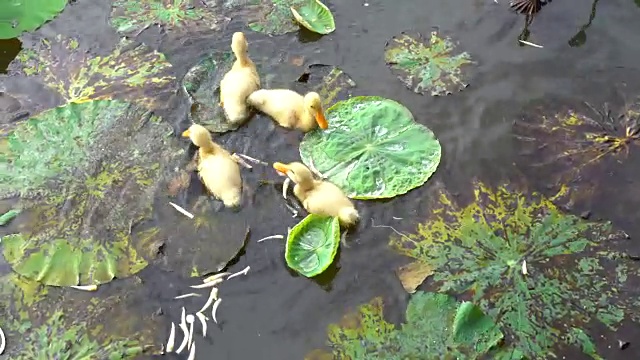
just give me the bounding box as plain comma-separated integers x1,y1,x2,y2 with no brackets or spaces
11,35,175,110
0,272,161,358
388,180,637,358
1,100,184,286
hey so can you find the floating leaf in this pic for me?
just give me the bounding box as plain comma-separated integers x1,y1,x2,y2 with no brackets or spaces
10,35,174,109
296,64,356,109
109,0,227,35
384,31,475,96
290,0,335,35
299,96,441,199
395,260,433,294
0,0,67,39
0,209,20,226
0,272,162,358
247,0,306,35
389,180,636,357
285,214,340,277
322,292,503,358
1,100,183,286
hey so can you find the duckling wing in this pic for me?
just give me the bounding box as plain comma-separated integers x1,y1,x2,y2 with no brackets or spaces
303,182,353,218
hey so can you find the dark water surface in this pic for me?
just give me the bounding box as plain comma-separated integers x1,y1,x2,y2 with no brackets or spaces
2,0,640,359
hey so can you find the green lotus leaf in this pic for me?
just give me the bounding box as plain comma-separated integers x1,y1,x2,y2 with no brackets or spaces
319,292,503,358
296,64,356,109
10,35,174,110
384,31,475,96
513,97,640,202
299,96,441,199
248,0,306,35
109,0,227,35
389,180,638,358
0,99,183,286
0,272,163,358
0,0,67,39
285,214,340,277
290,0,335,35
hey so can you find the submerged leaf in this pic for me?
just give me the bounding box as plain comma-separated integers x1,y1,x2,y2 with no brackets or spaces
0,0,67,39
1,100,183,286
322,292,503,358
296,64,356,109
247,0,306,35
395,260,434,293
10,35,174,109
285,214,340,277
109,0,227,35
290,0,335,35
389,180,634,357
384,31,475,96
299,96,441,199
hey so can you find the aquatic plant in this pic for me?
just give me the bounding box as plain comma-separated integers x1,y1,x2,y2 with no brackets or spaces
290,0,335,35
0,0,67,39
299,96,441,199
297,64,356,109
1,100,184,286
384,31,475,96
247,0,306,35
311,292,504,359
10,35,174,109
389,181,636,358
110,0,226,35
285,214,340,277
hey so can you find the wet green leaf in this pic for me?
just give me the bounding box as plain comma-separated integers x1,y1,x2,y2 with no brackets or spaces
323,292,503,359
290,0,335,35
0,0,67,39
10,35,174,109
389,180,635,357
1,100,183,286
384,31,475,96
0,209,20,225
299,96,441,199
110,0,226,35
248,0,306,35
285,214,340,277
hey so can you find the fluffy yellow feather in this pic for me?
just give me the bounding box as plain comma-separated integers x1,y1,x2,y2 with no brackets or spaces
247,90,328,132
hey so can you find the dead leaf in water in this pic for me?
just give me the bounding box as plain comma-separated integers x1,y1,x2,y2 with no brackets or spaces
167,171,191,196
396,260,434,293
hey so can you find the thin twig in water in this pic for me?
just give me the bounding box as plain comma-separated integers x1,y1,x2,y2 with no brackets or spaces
166,322,176,353
203,272,230,283
257,234,284,243
197,287,219,313
519,39,543,48
174,293,201,299
187,341,196,360
227,266,250,280
282,177,291,200
190,278,223,289
70,285,98,291
235,153,267,165
212,298,222,323
371,218,413,242
231,154,253,169
392,216,403,220
196,312,208,336
176,308,190,354
285,203,299,217
0,325,5,355
169,202,194,219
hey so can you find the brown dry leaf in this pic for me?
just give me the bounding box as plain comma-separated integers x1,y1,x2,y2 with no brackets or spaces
396,260,434,293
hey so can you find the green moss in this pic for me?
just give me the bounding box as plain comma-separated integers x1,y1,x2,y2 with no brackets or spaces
389,181,636,357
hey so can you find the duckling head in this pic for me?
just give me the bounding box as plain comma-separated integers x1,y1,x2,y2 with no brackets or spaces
273,161,315,186
303,92,328,130
182,124,214,149
231,32,248,56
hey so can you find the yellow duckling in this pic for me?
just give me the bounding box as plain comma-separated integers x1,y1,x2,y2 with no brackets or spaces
219,32,261,125
247,90,328,132
273,161,359,227
182,124,242,208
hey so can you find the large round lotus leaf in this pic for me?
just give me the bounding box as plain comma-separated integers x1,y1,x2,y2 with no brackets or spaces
10,35,174,110
109,0,227,35
0,0,67,39
299,96,442,199
290,0,335,35
285,214,340,278
0,99,183,286
0,273,163,358
384,31,475,96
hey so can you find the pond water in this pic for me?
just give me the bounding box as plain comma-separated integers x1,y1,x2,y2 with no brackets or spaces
2,0,640,359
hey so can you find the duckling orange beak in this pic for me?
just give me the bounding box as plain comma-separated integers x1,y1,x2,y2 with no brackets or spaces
181,129,191,138
273,162,289,176
315,111,328,130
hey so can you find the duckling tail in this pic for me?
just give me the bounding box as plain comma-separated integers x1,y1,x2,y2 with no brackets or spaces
221,191,242,208
223,102,250,125
338,207,360,227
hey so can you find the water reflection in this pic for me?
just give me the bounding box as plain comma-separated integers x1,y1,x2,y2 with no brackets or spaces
0,37,22,74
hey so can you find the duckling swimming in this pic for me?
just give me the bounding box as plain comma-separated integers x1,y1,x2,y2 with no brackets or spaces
247,90,328,132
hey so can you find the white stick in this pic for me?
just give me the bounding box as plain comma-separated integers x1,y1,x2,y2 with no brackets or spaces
169,202,194,219
522,260,528,275
235,153,267,165
175,293,202,299
70,285,98,291
186,315,195,350
190,278,223,289
187,341,196,360
227,266,250,280
166,322,176,352
257,235,284,243
212,298,222,324
203,272,230,283
231,154,253,169
0,325,5,355
519,39,543,48
176,317,190,354
197,287,219,314
282,177,291,199
196,312,208,337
